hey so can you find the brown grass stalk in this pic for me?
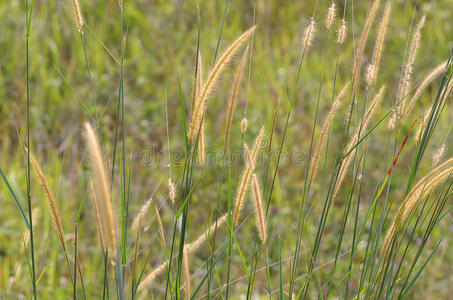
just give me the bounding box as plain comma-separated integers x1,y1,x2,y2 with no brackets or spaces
188,26,256,140
224,46,249,150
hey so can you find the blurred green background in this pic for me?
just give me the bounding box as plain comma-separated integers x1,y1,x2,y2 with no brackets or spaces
1,0,453,298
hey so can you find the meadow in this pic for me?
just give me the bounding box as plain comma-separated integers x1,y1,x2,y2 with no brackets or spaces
1,0,453,298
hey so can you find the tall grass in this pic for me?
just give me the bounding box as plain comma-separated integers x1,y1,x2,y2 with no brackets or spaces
1,1,453,299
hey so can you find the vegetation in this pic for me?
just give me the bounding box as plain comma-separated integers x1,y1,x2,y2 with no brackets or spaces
1,0,453,299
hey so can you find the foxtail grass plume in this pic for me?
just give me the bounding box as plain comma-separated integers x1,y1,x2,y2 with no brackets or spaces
27,149,66,252
397,16,426,117
241,117,248,134
351,0,381,94
303,18,316,50
308,82,350,190
326,2,336,29
84,122,117,257
188,26,256,140
132,198,152,231
333,86,385,200
337,19,346,45
71,0,84,32
251,174,267,244
402,61,447,122
366,1,391,86
194,52,206,166
381,158,453,259
138,213,227,290
225,46,250,150
233,127,264,225
191,52,203,113
90,181,105,253
432,144,446,167
168,178,176,204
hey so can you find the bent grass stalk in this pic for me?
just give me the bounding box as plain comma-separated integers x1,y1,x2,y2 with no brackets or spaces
403,61,447,122
308,82,350,190
381,158,453,260
333,86,385,200
138,213,227,290
224,46,249,150
188,26,256,140
233,127,264,225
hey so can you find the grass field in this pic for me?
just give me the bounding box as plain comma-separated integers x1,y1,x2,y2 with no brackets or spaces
1,0,453,299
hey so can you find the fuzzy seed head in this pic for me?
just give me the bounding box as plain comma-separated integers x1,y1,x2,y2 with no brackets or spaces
168,179,176,203
84,122,117,256
71,0,84,32
326,2,336,29
337,19,346,44
303,18,316,50
132,198,152,231
241,117,248,134
366,64,377,86
432,144,446,167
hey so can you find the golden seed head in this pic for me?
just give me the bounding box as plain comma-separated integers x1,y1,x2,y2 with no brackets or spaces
303,18,316,49
366,64,377,86
241,117,248,134
251,174,267,244
326,2,336,29
337,19,346,44
84,122,117,257
168,179,176,203
132,198,152,231
71,0,84,32
433,144,446,167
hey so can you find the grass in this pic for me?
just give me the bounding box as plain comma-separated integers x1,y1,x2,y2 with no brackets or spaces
1,0,453,299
